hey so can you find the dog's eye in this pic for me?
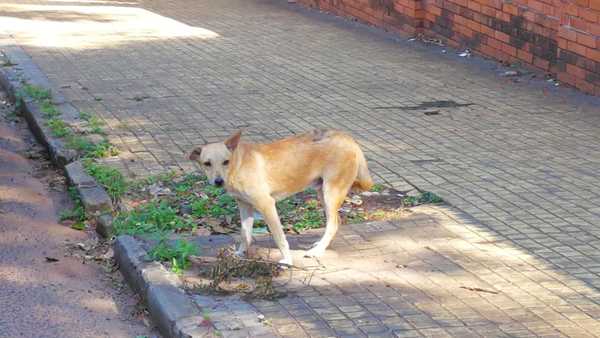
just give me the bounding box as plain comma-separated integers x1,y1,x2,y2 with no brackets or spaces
203,161,211,167
223,160,229,166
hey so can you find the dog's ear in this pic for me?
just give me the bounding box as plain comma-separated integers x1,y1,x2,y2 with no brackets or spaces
224,130,242,151
189,147,202,161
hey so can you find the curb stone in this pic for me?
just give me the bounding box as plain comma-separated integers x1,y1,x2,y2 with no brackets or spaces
0,42,115,238
114,235,214,338
65,160,114,234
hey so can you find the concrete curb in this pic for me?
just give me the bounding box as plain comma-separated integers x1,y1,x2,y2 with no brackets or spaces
0,42,115,238
64,161,114,236
114,236,213,338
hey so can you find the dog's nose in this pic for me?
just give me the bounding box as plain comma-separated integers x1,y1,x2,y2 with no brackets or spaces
214,177,224,186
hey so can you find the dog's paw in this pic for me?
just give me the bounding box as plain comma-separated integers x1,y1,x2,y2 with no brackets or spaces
304,246,326,258
278,257,293,267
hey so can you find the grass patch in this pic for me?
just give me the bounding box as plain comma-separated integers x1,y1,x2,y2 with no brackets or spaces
79,111,106,134
117,172,445,273
370,183,385,192
402,191,443,207
149,238,198,274
47,118,71,138
113,201,194,235
22,84,51,101
83,160,127,200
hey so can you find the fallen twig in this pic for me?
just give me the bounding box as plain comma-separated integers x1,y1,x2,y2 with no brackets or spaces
460,286,499,294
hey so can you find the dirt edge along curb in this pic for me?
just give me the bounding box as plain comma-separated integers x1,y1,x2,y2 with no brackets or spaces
0,44,115,237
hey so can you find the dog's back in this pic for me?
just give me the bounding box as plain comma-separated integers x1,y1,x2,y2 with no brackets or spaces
228,129,373,198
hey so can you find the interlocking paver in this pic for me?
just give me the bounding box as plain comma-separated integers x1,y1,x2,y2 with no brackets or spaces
3,0,600,337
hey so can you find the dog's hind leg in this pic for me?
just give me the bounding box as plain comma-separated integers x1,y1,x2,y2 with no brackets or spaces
236,201,254,257
305,180,351,257
253,195,293,265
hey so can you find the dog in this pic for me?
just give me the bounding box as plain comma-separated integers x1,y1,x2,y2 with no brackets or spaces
189,129,373,265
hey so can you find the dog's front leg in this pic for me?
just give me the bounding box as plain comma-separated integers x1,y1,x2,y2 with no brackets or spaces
236,201,254,257
254,196,293,266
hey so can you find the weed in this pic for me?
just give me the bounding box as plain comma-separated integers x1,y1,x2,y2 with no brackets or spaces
22,84,51,101
88,116,105,134
67,136,118,158
47,118,71,138
113,201,194,235
292,199,324,231
402,191,443,207
371,183,385,192
40,100,60,118
71,222,86,230
419,191,443,204
79,111,105,134
83,160,127,200
210,193,237,217
60,187,86,230
191,197,210,217
149,239,198,274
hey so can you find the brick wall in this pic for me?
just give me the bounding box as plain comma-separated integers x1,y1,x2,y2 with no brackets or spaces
297,0,600,95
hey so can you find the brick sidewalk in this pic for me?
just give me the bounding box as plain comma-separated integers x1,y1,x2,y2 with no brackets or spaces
2,0,600,336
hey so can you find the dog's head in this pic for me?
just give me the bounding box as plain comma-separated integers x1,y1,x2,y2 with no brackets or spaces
189,131,242,187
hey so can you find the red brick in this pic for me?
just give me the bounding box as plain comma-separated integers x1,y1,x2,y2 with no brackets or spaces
571,16,589,31
580,8,599,23
481,5,496,16
577,32,598,48
566,3,579,16
517,49,534,63
479,44,497,57
576,0,590,7
567,63,587,79
494,30,510,43
428,4,443,16
558,72,577,86
558,37,569,49
534,57,550,70
467,19,481,31
587,46,600,62
480,24,495,37
488,37,503,50
487,0,503,9
503,3,519,15
449,0,468,7
529,0,545,12
467,0,481,11
558,26,577,41
544,16,560,30
592,0,600,11
524,11,537,23
590,22,600,35
502,42,518,56
568,40,588,56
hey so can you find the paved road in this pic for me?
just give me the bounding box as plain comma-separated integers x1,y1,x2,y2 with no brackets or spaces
2,0,600,336
0,92,156,338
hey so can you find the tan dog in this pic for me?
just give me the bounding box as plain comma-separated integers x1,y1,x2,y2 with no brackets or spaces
189,129,373,265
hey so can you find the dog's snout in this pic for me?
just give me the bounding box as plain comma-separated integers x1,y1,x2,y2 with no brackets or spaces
214,177,224,186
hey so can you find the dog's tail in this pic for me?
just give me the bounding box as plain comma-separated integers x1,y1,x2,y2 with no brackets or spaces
352,148,373,192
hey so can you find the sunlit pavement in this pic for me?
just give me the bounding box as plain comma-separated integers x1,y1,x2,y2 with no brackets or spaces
2,0,600,336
